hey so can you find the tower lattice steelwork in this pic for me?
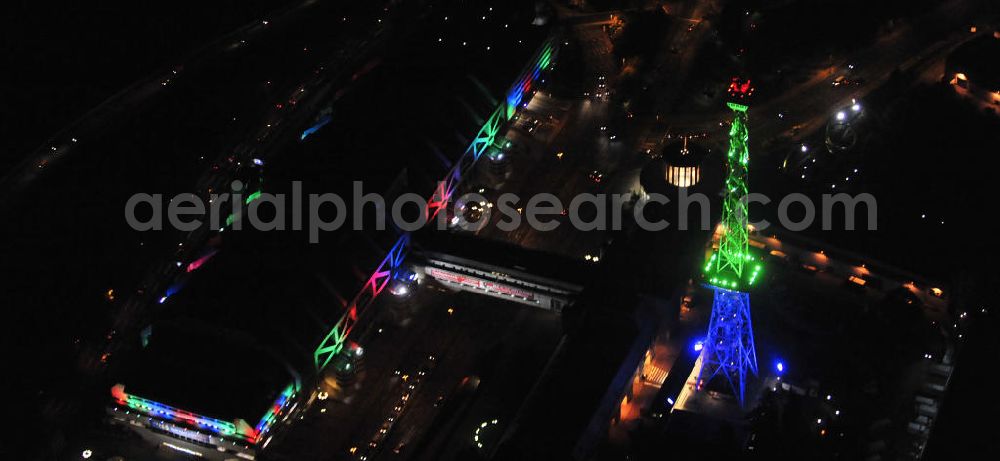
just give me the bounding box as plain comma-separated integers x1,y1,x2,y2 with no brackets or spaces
698,78,761,407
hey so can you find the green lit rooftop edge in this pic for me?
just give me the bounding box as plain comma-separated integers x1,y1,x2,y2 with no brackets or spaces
703,250,763,292
727,101,748,112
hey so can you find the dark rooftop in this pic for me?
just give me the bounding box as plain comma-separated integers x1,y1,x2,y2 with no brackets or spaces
122,236,333,422
123,318,293,423
947,33,1000,91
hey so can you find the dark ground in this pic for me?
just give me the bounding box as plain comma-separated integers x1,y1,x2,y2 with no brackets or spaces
0,0,302,172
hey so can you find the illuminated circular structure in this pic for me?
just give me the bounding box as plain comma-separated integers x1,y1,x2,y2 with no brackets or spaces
474,419,500,450
639,136,718,202
663,137,708,188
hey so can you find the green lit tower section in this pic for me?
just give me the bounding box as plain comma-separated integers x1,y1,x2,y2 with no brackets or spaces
706,100,759,289
698,78,761,407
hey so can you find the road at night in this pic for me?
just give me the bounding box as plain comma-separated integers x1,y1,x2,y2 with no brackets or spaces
268,282,563,461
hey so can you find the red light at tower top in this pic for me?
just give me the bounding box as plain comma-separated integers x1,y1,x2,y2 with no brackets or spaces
727,77,754,101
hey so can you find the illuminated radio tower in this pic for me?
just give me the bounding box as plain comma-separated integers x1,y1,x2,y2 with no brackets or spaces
698,78,761,407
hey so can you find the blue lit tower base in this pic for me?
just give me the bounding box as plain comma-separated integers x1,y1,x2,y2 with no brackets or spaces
698,288,758,407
